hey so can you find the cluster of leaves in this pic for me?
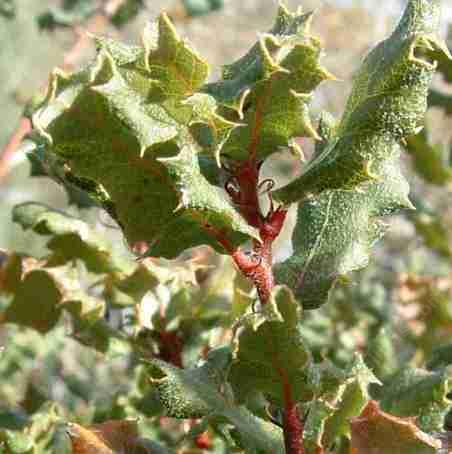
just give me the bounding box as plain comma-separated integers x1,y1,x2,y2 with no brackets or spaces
1,1,452,453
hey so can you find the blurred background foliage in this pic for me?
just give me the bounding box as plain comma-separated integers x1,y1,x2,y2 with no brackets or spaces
1,0,452,452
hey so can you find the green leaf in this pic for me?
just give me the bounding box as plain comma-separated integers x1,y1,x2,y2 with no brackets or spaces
13,202,132,273
204,4,333,161
143,13,209,99
274,0,451,309
323,355,380,448
183,0,224,18
275,148,407,309
364,327,399,382
0,0,15,18
406,128,452,185
350,400,441,454
37,0,97,30
30,18,258,259
436,24,452,83
229,286,312,405
408,197,452,259
2,267,62,334
146,348,284,453
275,0,451,203
380,366,452,432
302,399,335,454
0,430,34,453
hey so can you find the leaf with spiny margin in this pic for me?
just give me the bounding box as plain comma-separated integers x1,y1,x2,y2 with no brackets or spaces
322,355,380,449
142,13,209,99
380,366,452,432
203,4,332,161
31,28,258,259
350,400,441,454
275,0,451,203
229,286,312,405
275,142,410,309
146,348,284,453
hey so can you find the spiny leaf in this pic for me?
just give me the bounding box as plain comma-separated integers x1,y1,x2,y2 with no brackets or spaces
146,348,284,452
229,286,312,405
142,13,209,99
31,19,257,259
204,4,333,161
275,0,451,203
275,0,450,309
350,400,441,454
275,140,407,309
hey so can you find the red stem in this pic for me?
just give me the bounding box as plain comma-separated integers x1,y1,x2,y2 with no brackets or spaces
279,367,304,454
223,157,306,452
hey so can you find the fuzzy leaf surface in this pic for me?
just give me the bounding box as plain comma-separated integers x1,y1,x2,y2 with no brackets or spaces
203,4,332,161
380,366,452,432
275,0,450,309
147,348,284,453
30,15,257,260
275,0,451,202
229,286,312,405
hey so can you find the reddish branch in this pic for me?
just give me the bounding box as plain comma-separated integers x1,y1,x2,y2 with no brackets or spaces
216,156,307,453
223,158,287,304
281,371,304,454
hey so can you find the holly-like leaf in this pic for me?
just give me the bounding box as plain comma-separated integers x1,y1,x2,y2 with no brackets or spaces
146,348,284,453
30,15,258,260
204,4,333,161
275,0,451,309
229,286,312,405
275,140,408,308
275,0,451,203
